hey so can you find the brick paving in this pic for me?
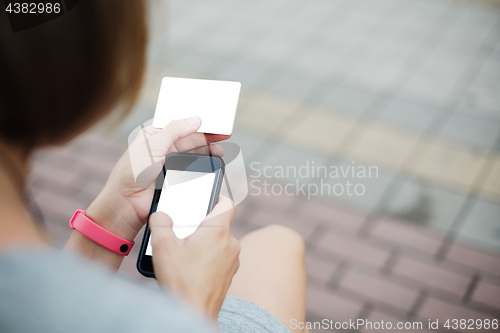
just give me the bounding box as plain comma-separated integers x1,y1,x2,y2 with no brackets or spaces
29,133,500,332
25,0,500,331
126,0,500,255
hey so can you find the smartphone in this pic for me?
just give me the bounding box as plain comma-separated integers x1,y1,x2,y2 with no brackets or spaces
137,152,225,278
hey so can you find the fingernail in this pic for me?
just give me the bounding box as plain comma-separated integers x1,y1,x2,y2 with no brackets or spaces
186,116,201,127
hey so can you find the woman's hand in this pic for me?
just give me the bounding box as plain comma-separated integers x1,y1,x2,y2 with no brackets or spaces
64,117,230,269
85,116,229,241
150,195,240,320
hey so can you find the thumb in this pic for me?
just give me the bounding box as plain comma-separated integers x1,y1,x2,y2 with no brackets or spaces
149,212,178,253
148,117,202,154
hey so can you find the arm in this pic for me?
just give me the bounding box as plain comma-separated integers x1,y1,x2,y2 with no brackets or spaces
63,117,230,272
63,180,142,271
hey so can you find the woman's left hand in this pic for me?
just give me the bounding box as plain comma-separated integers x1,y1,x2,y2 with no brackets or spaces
85,116,229,241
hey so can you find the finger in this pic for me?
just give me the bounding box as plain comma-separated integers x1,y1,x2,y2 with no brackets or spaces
207,143,225,156
142,126,231,143
186,146,209,155
142,125,161,136
148,117,202,154
173,132,207,152
133,124,228,153
185,143,225,156
174,133,230,152
149,212,178,252
203,195,236,227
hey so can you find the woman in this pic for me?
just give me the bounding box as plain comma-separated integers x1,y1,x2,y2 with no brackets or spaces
0,1,306,332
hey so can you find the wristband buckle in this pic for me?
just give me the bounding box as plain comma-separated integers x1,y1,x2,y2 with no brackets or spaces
69,210,135,256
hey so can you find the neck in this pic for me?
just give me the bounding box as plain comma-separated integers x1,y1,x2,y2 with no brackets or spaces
0,142,46,251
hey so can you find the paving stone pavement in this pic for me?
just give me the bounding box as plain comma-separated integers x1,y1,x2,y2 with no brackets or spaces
25,0,500,332
28,132,500,332
118,0,500,254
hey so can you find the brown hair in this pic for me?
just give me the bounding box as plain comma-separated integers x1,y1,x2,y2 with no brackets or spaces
0,0,147,149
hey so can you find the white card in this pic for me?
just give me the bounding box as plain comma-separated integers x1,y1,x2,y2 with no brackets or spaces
152,77,241,135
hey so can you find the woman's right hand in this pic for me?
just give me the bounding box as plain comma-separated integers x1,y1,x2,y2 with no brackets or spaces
149,195,240,320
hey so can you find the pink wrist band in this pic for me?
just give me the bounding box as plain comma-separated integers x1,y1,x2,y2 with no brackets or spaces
69,210,134,256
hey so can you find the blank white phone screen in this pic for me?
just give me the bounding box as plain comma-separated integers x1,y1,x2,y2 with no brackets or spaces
146,170,216,255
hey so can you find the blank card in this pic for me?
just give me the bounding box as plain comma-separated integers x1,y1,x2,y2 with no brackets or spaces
152,77,241,135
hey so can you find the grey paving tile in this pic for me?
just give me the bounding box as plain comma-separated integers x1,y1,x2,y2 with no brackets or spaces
154,44,192,67
382,3,416,24
221,20,264,41
434,31,484,59
358,0,396,13
467,48,498,74
327,59,363,83
439,113,500,149
432,44,476,70
348,62,403,93
399,44,436,72
475,61,500,93
198,31,251,58
460,82,500,115
417,56,468,83
314,33,357,59
293,50,345,80
318,160,395,213
335,12,381,38
265,25,312,49
457,199,500,254
171,29,222,53
417,0,454,10
390,22,433,45
227,128,267,163
251,0,291,14
247,36,295,64
446,27,492,50
267,73,319,101
455,99,500,124
302,82,341,109
398,72,458,107
490,43,500,63
379,97,438,132
319,84,378,116
248,140,329,185
215,59,271,87
382,177,468,233
200,23,261,59
351,34,390,57
451,6,500,38
186,5,239,31
168,50,217,77
291,0,341,21
411,0,454,21
363,46,411,70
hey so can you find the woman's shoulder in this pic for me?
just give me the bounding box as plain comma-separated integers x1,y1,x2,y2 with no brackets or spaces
0,249,216,333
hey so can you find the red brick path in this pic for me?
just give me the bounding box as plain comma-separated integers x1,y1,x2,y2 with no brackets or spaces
28,133,500,332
